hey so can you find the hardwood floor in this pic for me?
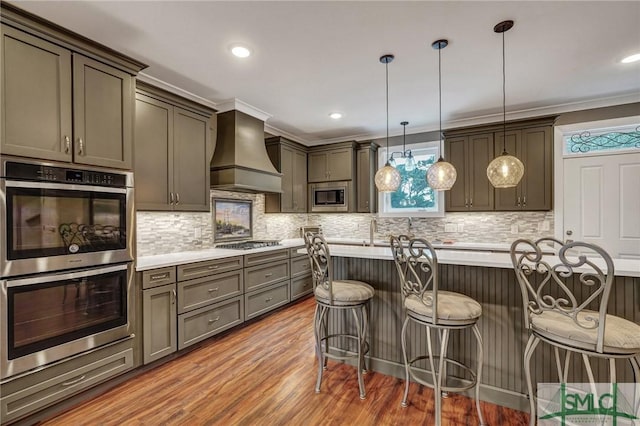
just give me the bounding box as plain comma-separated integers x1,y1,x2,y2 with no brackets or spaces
41,297,529,425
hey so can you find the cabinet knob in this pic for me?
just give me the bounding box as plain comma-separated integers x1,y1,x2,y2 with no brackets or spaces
566,230,573,236
171,289,176,304
64,136,70,154
517,196,521,207
175,192,180,205
208,316,220,324
265,297,273,303
78,138,84,155
523,196,527,207
470,198,473,208
170,192,174,205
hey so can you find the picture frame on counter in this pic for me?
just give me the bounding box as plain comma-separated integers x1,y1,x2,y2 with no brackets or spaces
213,198,253,242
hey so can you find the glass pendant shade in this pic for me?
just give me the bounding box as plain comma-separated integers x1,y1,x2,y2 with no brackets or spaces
404,153,416,171
427,158,457,191
486,152,524,188
375,162,401,192
388,155,396,167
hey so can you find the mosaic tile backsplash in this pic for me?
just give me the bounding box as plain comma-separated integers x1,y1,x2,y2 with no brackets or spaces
137,190,555,256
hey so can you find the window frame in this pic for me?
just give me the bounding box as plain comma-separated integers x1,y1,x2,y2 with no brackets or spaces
377,140,445,218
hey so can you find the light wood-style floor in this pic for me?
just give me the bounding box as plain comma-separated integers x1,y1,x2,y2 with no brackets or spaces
41,297,529,425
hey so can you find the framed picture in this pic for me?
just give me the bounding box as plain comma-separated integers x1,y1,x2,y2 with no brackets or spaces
213,198,253,242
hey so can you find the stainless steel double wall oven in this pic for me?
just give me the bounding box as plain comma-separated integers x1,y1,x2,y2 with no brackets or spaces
0,156,134,379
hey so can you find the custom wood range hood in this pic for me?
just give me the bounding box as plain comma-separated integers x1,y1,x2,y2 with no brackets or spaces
210,110,283,193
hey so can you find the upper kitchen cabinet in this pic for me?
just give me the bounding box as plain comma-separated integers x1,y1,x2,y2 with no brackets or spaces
265,137,308,213
307,141,357,182
0,5,146,168
134,82,215,212
494,125,553,211
444,133,495,212
356,142,378,213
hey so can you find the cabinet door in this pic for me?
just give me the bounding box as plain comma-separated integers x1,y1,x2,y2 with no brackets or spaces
494,131,521,210
468,133,494,211
292,148,308,212
143,284,177,364
73,54,133,169
264,144,282,213
521,126,552,210
357,148,374,212
280,146,295,212
134,94,173,210
1,26,72,162
173,107,211,211
308,152,328,182
445,137,469,211
327,148,353,181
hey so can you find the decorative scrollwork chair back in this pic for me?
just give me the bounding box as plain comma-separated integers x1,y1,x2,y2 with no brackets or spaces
390,235,440,325
510,238,615,354
304,232,334,305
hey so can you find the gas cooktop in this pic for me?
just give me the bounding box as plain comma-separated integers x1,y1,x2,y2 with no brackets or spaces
216,240,281,250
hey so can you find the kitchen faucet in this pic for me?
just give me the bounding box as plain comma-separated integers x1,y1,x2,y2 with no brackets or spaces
369,218,377,246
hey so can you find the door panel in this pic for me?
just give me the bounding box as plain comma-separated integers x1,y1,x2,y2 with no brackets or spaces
564,153,640,259
493,131,520,210
1,26,72,162
293,149,307,212
308,152,328,182
327,149,352,181
468,133,494,211
444,137,468,211
521,127,552,210
73,54,133,169
280,146,294,211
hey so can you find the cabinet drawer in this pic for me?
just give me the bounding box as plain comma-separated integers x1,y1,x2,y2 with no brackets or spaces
142,266,176,289
177,269,243,314
291,256,311,278
1,346,133,423
289,246,307,258
244,260,290,293
177,256,243,281
245,281,290,321
244,249,289,267
291,274,313,301
178,296,244,350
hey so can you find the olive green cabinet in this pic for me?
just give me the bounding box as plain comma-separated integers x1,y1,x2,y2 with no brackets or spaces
445,133,495,211
142,282,177,365
307,141,356,182
265,137,308,213
134,82,215,211
1,25,135,169
356,142,378,213
494,126,553,211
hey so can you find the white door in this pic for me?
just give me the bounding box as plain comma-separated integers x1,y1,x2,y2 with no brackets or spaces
563,152,640,259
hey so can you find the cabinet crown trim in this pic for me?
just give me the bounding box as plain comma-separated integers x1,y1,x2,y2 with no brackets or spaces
444,116,558,137
308,140,358,152
136,81,216,118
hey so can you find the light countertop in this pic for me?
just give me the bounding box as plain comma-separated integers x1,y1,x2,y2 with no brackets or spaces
137,238,639,277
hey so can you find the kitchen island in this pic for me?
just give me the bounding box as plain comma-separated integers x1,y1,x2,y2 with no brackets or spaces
310,244,639,411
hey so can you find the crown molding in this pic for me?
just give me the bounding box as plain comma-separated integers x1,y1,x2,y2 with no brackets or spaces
216,98,272,122
137,72,218,109
263,123,309,145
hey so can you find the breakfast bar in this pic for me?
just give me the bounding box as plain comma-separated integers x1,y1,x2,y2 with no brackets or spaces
312,244,640,411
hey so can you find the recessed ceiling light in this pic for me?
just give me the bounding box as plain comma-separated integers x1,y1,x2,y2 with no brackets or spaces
230,45,251,58
621,53,640,64
329,112,343,119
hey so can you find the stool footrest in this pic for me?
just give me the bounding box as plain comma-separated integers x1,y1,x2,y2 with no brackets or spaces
407,355,478,393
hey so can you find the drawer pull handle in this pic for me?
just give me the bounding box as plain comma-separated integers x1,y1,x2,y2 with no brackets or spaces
208,288,219,293
264,273,273,278
62,375,86,387
265,297,273,302
208,265,219,270
208,316,220,324
151,273,169,280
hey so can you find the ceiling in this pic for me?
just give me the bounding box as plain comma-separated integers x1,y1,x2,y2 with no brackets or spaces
9,1,640,145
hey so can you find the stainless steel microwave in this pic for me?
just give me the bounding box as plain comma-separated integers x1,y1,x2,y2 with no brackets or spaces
309,181,351,212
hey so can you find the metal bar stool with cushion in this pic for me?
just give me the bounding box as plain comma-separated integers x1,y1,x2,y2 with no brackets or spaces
511,238,640,426
390,235,486,426
305,232,375,399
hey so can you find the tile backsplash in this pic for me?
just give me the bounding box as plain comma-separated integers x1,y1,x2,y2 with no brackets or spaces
137,190,555,256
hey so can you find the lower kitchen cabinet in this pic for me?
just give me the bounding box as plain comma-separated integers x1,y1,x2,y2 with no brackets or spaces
178,296,244,349
290,246,313,301
245,280,290,321
142,283,177,365
1,339,133,424
290,275,313,301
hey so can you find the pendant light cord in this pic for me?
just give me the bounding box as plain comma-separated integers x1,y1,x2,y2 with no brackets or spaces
438,44,443,161
386,60,390,162
502,30,507,155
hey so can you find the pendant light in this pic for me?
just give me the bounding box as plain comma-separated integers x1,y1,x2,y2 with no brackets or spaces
389,121,415,171
426,39,457,191
374,54,401,192
486,20,524,188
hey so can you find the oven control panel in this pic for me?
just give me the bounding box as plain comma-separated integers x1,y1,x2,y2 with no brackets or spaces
5,162,127,187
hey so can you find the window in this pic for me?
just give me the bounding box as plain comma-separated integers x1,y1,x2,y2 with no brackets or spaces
563,125,639,156
377,141,445,217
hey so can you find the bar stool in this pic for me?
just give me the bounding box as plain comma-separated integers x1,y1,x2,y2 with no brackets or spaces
511,238,640,426
305,232,375,399
390,235,485,426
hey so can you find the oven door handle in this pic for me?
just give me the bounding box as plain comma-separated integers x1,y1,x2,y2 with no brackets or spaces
3,263,129,288
5,180,127,194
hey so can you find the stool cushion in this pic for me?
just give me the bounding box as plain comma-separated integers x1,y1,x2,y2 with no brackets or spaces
531,310,640,354
404,291,482,326
315,280,374,306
